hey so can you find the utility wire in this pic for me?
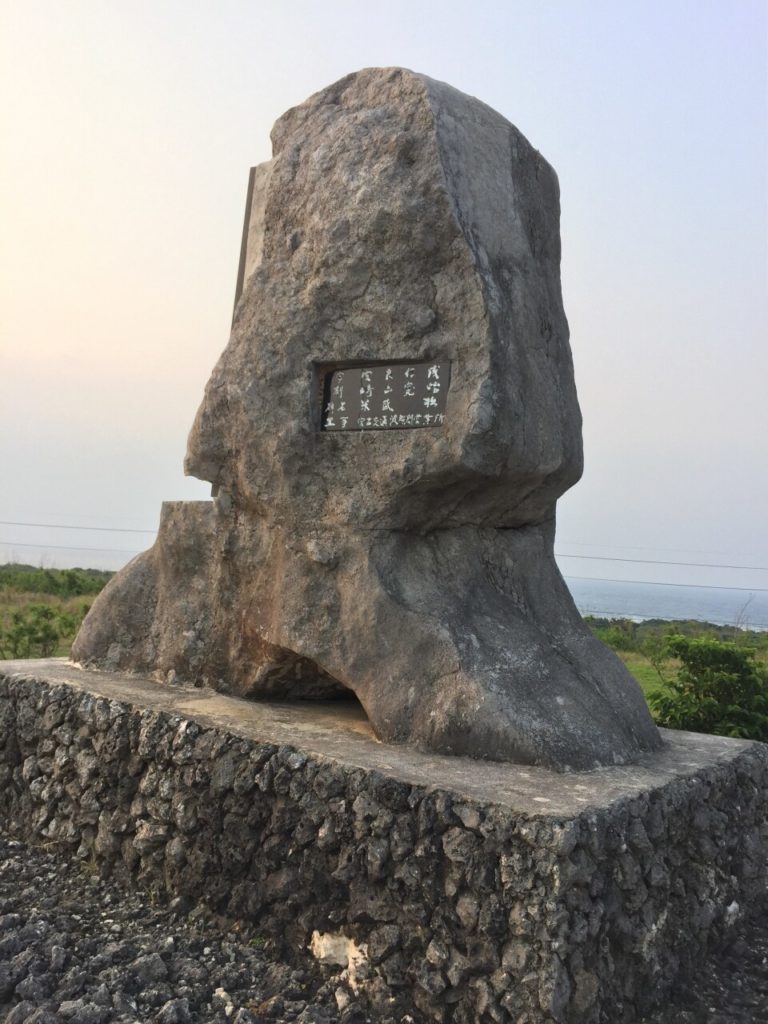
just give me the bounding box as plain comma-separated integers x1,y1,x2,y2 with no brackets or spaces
559,538,766,559
3,520,768,574
2,540,767,593
563,575,768,593
0,520,155,534
1,541,766,623
556,553,768,572
581,610,768,629
0,540,140,555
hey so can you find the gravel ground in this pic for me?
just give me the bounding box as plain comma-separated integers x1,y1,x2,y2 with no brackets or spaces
1,828,766,1024
0,831,392,1024
638,901,768,1024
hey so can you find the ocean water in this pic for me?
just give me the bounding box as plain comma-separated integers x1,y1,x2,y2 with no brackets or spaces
564,577,768,630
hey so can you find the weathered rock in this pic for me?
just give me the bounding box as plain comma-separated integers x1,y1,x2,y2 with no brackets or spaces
72,67,661,770
2,665,768,1024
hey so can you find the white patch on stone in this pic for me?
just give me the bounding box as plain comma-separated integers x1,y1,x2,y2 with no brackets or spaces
309,931,368,990
640,907,668,959
335,987,351,1011
725,900,740,925
213,987,234,1016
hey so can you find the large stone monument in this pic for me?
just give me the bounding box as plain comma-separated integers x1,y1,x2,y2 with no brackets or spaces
73,67,661,771
6,71,766,1023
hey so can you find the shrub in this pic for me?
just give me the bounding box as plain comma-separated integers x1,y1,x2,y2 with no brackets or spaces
640,629,673,684
0,564,110,598
649,635,768,741
0,603,79,659
587,617,639,652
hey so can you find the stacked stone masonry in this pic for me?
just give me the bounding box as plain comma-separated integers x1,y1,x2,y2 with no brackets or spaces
1,664,767,1024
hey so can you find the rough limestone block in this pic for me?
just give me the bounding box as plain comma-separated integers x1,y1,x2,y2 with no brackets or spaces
72,68,661,770
2,662,767,1024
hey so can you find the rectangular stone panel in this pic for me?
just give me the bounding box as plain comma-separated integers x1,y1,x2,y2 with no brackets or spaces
319,360,451,431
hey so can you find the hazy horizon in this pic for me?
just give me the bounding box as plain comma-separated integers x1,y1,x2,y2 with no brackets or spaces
2,1,766,609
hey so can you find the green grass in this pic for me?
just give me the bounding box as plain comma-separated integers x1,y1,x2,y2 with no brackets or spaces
616,650,674,700
585,615,768,715
0,564,113,658
0,593,95,656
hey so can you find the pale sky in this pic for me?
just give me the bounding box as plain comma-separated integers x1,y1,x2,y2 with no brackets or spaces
1,0,766,598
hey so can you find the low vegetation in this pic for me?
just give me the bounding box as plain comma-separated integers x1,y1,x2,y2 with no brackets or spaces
585,615,768,741
2,565,767,741
0,564,112,659
649,635,768,741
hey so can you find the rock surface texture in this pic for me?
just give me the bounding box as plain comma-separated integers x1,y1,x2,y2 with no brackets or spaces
72,67,661,770
2,664,768,1024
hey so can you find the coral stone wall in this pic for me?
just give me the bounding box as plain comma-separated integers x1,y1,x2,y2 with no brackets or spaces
1,668,767,1024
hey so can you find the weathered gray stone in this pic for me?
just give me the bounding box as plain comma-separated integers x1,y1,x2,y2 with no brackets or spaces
71,67,660,770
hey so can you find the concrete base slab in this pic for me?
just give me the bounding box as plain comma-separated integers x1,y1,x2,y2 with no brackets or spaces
2,659,767,1023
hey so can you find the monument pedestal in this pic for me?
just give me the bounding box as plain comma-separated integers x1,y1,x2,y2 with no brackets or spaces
2,660,766,1024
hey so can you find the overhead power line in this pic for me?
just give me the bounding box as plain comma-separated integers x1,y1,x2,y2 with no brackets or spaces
563,575,768,593
0,540,140,555
1,541,766,624
556,553,768,572
0,520,155,534
582,609,768,629
558,538,767,560
1,539,767,593
3,520,768,574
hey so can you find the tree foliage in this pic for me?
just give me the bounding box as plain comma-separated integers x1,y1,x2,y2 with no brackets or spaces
649,635,768,741
0,565,110,597
0,564,109,659
0,603,82,659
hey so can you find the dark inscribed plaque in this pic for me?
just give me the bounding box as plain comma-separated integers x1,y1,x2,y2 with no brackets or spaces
320,361,451,431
